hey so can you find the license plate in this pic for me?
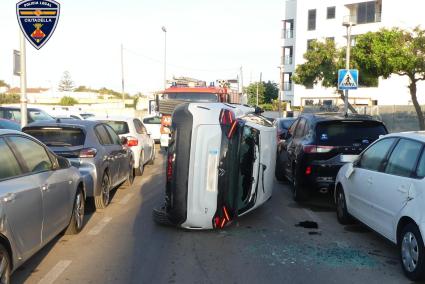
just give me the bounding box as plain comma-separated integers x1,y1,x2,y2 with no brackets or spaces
340,155,357,163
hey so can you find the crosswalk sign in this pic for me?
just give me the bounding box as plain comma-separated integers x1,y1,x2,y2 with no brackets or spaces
338,69,358,90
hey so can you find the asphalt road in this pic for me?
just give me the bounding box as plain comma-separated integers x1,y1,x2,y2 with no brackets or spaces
12,150,411,284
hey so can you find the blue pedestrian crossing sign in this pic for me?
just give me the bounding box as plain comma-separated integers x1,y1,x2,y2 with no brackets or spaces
338,69,358,90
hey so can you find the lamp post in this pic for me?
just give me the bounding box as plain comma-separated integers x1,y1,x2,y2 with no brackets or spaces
162,26,167,89
342,18,355,116
19,31,27,127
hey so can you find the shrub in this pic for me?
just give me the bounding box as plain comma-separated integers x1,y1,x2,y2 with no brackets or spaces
60,96,78,106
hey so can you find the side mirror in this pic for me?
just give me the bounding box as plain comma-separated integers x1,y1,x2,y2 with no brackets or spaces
120,136,128,145
57,156,71,169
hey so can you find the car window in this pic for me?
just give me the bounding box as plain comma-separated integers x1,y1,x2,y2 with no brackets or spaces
288,119,298,136
416,150,425,178
24,127,86,147
0,138,23,180
358,138,396,171
95,125,113,145
0,109,21,122
134,119,147,134
104,124,122,145
104,121,130,135
294,119,306,139
28,109,53,121
8,136,52,173
385,139,423,177
279,119,295,130
143,116,161,124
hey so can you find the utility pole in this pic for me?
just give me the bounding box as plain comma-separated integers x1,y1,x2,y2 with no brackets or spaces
240,66,244,102
19,31,27,127
256,72,262,106
121,43,125,105
162,26,167,89
343,20,354,116
278,65,283,118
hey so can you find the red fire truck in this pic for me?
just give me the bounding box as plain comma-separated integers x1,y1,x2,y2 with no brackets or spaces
158,82,239,149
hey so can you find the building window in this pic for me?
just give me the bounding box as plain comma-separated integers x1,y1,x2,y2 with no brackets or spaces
283,73,292,91
282,46,293,65
282,19,294,39
327,6,336,19
357,1,378,24
307,9,316,31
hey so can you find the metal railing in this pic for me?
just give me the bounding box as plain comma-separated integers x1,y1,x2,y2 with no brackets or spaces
343,13,382,25
283,82,292,91
281,29,294,39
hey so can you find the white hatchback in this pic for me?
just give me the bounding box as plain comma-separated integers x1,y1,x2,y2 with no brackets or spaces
335,132,425,281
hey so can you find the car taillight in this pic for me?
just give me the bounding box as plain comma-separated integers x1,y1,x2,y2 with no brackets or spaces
303,145,335,153
160,126,171,135
166,153,175,182
79,148,97,158
305,166,312,175
127,136,139,147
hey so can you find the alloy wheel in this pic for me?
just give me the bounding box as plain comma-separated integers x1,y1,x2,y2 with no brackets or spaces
102,174,110,206
0,251,10,284
402,232,419,272
337,191,345,219
74,192,84,230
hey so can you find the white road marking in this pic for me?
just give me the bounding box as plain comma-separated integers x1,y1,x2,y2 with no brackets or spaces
119,193,134,205
37,260,71,284
303,209,322,224
88,216,112,235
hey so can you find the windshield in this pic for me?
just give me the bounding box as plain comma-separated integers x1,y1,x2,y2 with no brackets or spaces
105,121,130,135
24,127,86,147
164,92,219,102
29,109,54,121
316,121,388,146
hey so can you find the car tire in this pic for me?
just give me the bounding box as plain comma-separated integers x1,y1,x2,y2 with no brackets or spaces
148,144,155,165
335,187,353,225
123,167,135,188
136,152,144,176
275,156,286,182
95,172,110,210
65,188,85,235
0,244,11,284
399,223,425,281
292,168,309,202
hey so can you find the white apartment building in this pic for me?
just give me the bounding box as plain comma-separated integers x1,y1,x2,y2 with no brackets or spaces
281,0,425,107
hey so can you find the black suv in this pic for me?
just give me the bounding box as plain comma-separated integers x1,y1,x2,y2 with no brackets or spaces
275,113,388,201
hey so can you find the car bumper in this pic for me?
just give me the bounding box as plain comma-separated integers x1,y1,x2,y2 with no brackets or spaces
69,159,97,197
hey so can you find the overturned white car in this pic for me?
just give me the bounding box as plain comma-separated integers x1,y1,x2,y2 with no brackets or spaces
153,103,276,230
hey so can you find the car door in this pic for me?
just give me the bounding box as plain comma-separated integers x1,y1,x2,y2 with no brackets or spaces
366,138,423,239
280,119,299,178
346,138,397,226
287,118,306,180
0,137,43,260
105,124,129,182
7,136,71,243
95,124,120,185
134,119,151,163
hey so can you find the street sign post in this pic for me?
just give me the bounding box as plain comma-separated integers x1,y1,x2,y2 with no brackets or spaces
13,50,20,76
338,69,358,90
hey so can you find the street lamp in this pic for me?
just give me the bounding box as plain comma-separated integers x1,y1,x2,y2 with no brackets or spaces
162,26,167,89
342,17,356,116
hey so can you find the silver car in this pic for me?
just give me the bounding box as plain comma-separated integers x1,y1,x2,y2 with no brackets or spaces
23,120,135,210
0,130,85,283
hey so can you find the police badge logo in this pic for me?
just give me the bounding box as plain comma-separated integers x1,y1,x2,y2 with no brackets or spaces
16,0,60,50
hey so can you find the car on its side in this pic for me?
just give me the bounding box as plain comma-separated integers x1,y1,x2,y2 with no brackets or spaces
142,115,161,142
335,132,425,281
94,116,155,176
275,113,388,201
0,119,20,131
273,117,296,140
0,129,86,282
0,107,53,124
23,120,134,210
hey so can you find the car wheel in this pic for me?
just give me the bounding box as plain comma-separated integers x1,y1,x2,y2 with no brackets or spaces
292,168,309,202
148,144,155,165
136,152,144,176
400,223,425,281
275,156,286,182
65,188,85,234
123,167,135,188
95,173,110,209
0,244,11,284
335,187,353,225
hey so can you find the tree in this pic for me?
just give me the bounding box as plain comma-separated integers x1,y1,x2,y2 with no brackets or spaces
245,82,265,105
60,96,78,106
58,71,75,92
0,80,10,89
264,81,279,103
353,28,425,129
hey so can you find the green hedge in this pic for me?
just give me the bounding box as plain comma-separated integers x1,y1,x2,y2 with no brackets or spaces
0,94,20,104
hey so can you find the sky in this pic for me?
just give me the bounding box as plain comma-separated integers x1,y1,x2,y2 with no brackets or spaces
0,0,283,95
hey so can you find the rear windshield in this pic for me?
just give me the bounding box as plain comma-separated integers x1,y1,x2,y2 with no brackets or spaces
29,109,53,121
105,121,129,135
279,119,295,130
316,121,387,146
164,92,219,102
143,116,161,124
24,127,86,147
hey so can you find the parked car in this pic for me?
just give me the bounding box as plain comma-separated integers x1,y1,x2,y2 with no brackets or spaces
22,120,134,210
153,103,276,230
142,115,161,142
275,113,388,201
335,132,425,281
273,117,296,140
0,129,86,282
95,116,155,176
0,107,53,123
0,119,20,131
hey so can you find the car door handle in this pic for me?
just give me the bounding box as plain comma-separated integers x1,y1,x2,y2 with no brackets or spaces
3,193,16,203
397,186,408,194
41,184,49,192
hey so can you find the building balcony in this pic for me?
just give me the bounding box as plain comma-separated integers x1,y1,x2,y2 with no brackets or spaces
281,29,294,39
283,82,292,91
281,55,293,66
343,13,381,25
